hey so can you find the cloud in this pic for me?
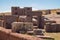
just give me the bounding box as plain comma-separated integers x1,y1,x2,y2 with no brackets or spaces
32,8,38,11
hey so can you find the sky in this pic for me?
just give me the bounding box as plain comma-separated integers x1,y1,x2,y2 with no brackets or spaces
0,0,60,12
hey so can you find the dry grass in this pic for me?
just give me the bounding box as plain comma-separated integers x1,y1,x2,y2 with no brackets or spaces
44,32,60,40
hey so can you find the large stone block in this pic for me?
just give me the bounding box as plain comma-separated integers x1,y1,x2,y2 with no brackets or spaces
12,22,33,33
11,7,32,16
56,24,60,32
45,23,56,32
4,15,18,29
33,29,44,35
19,16,32,22
0,20,4,27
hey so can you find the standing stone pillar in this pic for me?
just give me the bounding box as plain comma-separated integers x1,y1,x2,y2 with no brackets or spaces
37,16,44,29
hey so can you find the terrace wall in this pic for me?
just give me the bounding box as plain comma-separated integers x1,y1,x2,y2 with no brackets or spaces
0,27,42,40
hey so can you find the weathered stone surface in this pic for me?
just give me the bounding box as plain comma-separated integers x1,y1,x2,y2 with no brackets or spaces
4,15,18,29
0,20,4,27
45,23,56,32
12,22,33,33
0,27,43,40
11,7,43,29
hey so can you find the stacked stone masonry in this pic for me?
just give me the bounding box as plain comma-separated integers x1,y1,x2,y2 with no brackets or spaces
0,27,42,40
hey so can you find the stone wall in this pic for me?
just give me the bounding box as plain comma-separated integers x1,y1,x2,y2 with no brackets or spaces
45,23,60,32
4,15,18,29
0,27,42,40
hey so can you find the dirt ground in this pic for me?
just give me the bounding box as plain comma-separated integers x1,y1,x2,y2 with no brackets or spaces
44,32,60,40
